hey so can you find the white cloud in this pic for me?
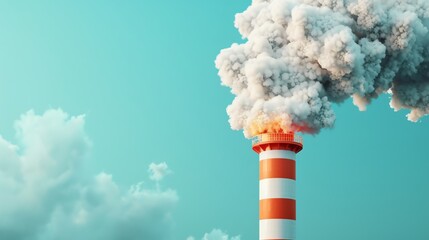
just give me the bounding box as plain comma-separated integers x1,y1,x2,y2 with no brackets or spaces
0,109,178,240
148,162,172,182
0,109,242,240
188,229,241,240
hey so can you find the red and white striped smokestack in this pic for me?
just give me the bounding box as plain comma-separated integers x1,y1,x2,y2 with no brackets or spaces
252,132,303,240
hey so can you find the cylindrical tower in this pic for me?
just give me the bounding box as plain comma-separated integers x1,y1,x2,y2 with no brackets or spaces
252,132,303,240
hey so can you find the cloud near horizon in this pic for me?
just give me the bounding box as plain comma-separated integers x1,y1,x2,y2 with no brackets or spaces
187,229,241,240
0,109,178,240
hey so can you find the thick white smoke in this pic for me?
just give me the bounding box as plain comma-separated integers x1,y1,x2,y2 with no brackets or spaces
216,0,429,137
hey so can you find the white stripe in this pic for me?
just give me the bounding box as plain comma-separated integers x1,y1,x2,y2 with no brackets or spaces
260,219,296,240
259,178,296,200
259,150,296,161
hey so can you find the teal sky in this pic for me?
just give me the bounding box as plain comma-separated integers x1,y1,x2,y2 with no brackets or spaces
0,1,428,239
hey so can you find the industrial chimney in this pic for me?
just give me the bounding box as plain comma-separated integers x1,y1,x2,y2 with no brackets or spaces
252,132,303,240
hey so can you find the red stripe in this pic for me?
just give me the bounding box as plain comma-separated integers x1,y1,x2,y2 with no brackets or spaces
260,198,296,220
260,158,295,180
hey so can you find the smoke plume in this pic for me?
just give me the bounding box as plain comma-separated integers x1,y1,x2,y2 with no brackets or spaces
215,0,429,137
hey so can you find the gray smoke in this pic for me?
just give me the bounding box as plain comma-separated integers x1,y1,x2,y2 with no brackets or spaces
215,0,429,137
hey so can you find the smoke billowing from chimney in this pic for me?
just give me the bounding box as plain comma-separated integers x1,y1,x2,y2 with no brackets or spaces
215,0,429,138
